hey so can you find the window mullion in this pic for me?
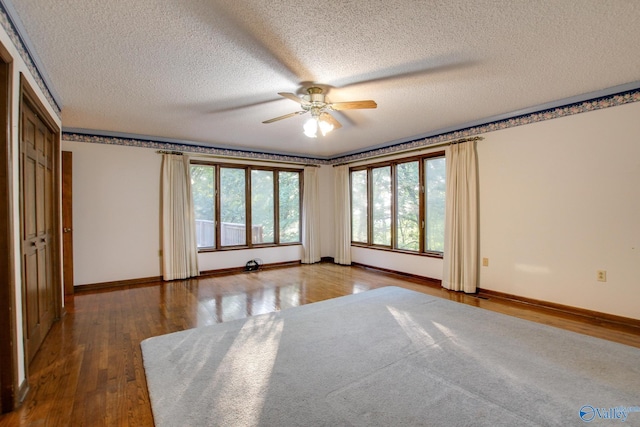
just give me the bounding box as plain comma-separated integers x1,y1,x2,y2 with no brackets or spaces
215,165,221,249
419,160,425,253
245,167,251,248
391,163,396,250
274,171,280,245
367,168,373,245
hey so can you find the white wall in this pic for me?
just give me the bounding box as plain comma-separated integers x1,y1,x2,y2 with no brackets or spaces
61,141,162,284
197,246,302,271
61,140,307,284
478,101,640,320
351,247,444,279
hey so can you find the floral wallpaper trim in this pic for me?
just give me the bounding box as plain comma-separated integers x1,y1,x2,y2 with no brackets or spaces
330,89,640,164
0,2,61,117
61,133,329,165
64,88,640,165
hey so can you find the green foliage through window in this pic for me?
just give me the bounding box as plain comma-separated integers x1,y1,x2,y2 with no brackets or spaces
350,170,368,242
396,161,420,251
350,153,445,255
425,157,446,252
220,167,247,246
190,165,215,247
251,170,274,244
372,166,391,246
279,171,300,243
191,163,301,249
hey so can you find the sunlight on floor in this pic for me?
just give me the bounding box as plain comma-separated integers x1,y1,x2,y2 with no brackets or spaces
209,315,284,426
387,305,437,348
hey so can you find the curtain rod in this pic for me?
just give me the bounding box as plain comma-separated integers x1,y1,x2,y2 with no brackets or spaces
332,136,484,167
448,136,484,145
156,150,321,167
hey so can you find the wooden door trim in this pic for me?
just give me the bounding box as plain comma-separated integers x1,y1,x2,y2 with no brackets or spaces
62,151,73,295
0,41,17,414
18,73,63,364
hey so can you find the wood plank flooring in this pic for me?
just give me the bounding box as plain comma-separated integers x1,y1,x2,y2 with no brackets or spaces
1,263,638,426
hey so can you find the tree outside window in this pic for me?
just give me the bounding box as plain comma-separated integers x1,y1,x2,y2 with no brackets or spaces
350,153,445,256
191,163,301,250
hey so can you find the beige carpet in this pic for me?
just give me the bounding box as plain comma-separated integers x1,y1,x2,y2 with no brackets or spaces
141,287,640,426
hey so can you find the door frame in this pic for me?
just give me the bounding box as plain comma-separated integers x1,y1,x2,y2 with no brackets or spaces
18,74,63,368
0,39,17,414
62,150,73,295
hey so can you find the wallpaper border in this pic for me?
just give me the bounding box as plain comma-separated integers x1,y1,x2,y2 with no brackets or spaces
331,89,640,164
63,88,640,165
62,132,329,166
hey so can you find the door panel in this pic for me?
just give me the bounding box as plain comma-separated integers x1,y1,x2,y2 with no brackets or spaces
24,157,36,238
20,99,55,363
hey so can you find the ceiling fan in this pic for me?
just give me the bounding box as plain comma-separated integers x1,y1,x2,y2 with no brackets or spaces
262,86,377,137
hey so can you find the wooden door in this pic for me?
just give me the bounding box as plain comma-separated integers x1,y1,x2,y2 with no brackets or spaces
20,99,55,363
62,151,73,295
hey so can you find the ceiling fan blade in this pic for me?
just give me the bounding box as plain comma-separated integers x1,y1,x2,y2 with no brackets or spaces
262,110,306,124
278,92,311,106
330,100,377,110
320,112,342,130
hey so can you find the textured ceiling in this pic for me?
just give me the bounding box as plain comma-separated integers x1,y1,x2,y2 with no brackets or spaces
7,0,640,158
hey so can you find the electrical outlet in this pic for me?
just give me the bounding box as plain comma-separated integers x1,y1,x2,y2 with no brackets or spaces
597,270,607,282
482,257,489,267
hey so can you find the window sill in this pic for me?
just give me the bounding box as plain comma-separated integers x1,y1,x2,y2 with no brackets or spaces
350,243,444,259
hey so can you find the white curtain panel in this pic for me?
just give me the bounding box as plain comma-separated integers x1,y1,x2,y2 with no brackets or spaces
161,154,199,280
301,166,321,264
442,141,478,293
333,165,352,265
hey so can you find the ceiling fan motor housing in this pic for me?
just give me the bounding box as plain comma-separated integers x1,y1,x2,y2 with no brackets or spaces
262,86,375,126
307,87,326,104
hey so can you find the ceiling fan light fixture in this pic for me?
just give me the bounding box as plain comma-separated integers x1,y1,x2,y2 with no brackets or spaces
303,117,318,138
303,116,334,138
318,119,334,136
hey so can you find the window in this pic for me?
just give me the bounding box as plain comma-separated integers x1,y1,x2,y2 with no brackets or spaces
191,163,302,250
395,161,420,251
278,171,301,243
371,166,391,246
220,167,247,246
424,157,446,252
251,170,274,244
191,165,215,247
350,169,368,243
350,152,445,256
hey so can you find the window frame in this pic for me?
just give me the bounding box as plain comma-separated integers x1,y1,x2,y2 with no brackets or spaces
191,161,303,252
423,155,447,255
349,168,369,244
218,165,249,248
250,168,276,245
349,151,445,258
277,170,303,244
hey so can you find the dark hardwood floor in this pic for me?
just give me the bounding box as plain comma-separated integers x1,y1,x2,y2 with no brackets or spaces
1,263,638,426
